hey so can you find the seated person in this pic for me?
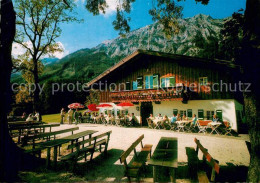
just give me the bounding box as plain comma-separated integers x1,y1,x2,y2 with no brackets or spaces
26,114,34,122
157,113,163,120
191,114,197,126
176,114,181,121
161,115,169,129
212,115,219,122
171,114,177,123
147,114,155,128
182,114,188,121
129,113,139,127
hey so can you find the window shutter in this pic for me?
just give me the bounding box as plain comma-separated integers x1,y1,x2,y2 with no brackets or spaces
198,109,204,119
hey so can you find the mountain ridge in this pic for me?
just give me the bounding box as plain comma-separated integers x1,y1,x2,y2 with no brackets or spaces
12,14,226,83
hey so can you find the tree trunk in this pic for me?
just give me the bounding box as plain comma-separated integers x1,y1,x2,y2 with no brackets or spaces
0,1,43,181
0,0,20,181
33,57,40,112
240,0,260,182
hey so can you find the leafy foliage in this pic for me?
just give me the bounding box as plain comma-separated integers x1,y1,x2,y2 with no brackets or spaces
85,89,100,106
220,10,244,60
14,0,80,110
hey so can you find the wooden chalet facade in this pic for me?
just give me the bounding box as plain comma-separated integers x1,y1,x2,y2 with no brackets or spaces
87,50,244,131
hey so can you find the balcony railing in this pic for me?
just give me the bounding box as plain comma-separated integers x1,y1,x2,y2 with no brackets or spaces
110,88,184,102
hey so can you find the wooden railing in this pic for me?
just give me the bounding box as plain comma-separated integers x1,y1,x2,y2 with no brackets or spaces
110,88,184,102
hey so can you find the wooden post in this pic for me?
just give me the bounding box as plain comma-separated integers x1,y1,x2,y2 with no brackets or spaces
53,146,58,169
46,147,51,168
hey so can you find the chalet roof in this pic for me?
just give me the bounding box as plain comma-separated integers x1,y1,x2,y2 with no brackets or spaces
86,49,239,86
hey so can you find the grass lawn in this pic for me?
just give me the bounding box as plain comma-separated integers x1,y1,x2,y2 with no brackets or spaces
42,110,86,123
42,113,61,123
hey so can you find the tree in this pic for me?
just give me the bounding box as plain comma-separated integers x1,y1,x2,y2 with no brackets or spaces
14,0,79,111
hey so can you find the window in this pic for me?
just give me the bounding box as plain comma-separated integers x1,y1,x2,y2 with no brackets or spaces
198,109,204,119
206,111,215,120
125,82,131,91
133,81,137,90
173,109,178,116
216,110,223,121
199,77,208,86
137,76,143,89
145,75,153,89
161,76,175,88
180,110,187,117
187,109,193,118
153,74,159,88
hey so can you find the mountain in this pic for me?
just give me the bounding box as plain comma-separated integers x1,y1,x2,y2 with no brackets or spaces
39,14,225,83
42,58,59,65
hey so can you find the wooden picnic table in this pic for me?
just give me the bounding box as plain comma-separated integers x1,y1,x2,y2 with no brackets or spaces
38,130,98,168
8,121,44,128
148,137,178,183
9,123,60,143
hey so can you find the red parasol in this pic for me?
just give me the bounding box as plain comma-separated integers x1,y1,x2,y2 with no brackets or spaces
87,104,99,112
117,102,134,107
97,104,113,109
68,103,85,109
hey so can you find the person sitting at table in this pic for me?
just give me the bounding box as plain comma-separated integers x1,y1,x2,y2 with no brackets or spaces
147,114,155,128
212,115,219,122
191,114,198,126
26,114,34,122
157,113,163,119
161,115,170,129
182,114,188,121
176,114,181,121
129,113,139,127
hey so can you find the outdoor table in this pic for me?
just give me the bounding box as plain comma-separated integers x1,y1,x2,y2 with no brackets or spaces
9,123,60,143
38,130,98,168
176,121,190,132
208,122,222,135
153,118,163,129
148,137,178,183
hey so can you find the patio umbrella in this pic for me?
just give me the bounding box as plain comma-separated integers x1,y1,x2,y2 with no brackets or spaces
68,103,85,109
117,102,134,107
87,104,99,112
97,104,113,109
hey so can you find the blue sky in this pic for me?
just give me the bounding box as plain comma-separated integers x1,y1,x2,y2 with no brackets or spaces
13,0,247,59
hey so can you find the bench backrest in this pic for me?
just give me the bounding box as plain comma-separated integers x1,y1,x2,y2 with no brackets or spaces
194,138,220,174
31,127,79,139
120,134,144,164
198,120,210,126
68,131,112,150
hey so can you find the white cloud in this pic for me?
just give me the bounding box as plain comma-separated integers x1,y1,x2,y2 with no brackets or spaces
12,41,69,60
74,0,119,17
53,42,70,59
103,0,119,16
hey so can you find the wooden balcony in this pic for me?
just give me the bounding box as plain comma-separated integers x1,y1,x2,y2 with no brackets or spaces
110,88,184,103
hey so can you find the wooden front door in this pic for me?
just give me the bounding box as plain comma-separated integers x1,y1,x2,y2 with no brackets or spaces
141,102,153,126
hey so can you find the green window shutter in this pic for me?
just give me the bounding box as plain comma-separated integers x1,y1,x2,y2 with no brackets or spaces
216,110,223,121
173,109,178,115
145,76,149,89
198,109,204,119
126,82,131,90
161,78,166,88
137,76,143,89
153,74,159,88
187,109,192,118
133,81,137,90
145,75,153,89
169,77,175,87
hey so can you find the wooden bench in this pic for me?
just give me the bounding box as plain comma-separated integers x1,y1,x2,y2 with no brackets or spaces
60,131,112,167
119,134,153,181
186,138,220,183
23,127,79,147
